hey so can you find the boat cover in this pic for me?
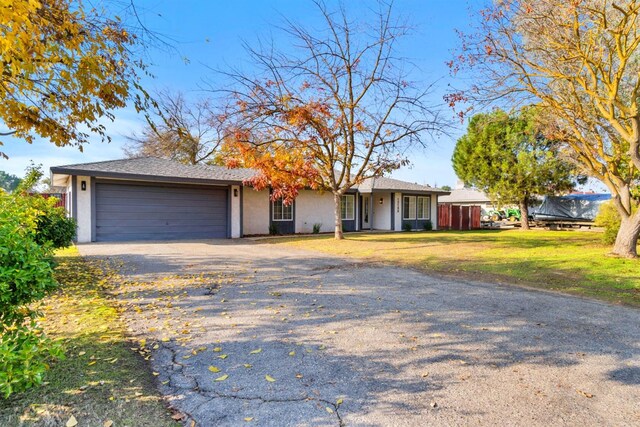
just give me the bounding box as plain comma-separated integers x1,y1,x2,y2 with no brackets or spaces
532,193,611,222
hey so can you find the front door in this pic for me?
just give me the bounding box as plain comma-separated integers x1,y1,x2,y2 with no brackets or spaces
362,196,371,229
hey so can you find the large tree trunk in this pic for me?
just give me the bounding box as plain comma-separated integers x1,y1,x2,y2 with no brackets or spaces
612,212,640,258
519,201,530,230
333,192,344,240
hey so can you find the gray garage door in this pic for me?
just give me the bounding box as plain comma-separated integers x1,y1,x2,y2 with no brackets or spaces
95,181,228,241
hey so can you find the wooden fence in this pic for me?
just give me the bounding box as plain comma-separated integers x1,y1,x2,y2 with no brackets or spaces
438,204,481,230
30,192,66,208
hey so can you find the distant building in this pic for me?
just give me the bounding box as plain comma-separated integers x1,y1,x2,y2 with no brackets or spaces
438,181,494,211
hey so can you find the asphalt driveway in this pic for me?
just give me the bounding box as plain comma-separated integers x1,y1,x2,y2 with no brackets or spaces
78,240,640,426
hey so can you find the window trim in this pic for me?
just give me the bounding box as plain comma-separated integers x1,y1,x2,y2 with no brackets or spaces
417,196,431,220
272,198,293,221
403,195,416,220
341,194,355,221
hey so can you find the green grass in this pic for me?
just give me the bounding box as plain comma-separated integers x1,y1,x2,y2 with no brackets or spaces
0,247,178,427
268,229,640,307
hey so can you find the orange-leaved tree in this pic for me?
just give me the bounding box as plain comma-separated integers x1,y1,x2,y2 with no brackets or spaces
220,0,445,239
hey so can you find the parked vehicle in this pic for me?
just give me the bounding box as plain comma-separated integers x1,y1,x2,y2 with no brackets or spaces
482,207,522,222
532,193,611,224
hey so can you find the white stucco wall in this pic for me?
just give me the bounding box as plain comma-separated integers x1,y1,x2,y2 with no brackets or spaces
295,190,336,233
231,185,241,238
243,188,270,235
76,176,92,243
372,192,392,230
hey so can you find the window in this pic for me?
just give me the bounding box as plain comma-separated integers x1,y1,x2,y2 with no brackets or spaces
272,199,293,221
403,196,416,220
341,194,355,220
417,196,430,219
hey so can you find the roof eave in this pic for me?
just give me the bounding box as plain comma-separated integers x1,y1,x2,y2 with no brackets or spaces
50,167,245,186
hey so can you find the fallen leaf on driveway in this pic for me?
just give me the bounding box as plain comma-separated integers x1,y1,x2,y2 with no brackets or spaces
577,390,594,398
217,354,228,359
208,366,221,373
337,398,343,405
213,347,222,352
250,348,262,354
265,375,276,382
243,364,252,368
244,417,254,422
66,416,78,427
326,407,334,413
289,351,295,356
215,374,229,381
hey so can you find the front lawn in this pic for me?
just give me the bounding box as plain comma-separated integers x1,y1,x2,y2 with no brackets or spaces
0,247,178,427
268,229,640,307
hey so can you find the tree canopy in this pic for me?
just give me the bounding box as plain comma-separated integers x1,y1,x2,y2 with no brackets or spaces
0,171,21,193
0,0,149,158
452,107,576,229
125,90,226,165
221,0,445,239
450,0,640,256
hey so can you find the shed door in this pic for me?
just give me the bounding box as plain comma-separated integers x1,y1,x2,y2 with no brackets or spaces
95,181,228,241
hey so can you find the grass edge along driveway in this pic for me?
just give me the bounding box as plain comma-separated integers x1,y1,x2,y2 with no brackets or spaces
268,229,640,307
0,247,179,427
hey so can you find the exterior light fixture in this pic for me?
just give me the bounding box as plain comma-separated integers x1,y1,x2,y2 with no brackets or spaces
81,180,87,191
379,198,383,205
234,188,239,197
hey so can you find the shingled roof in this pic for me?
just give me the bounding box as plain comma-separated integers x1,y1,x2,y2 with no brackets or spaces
356,176,449,193
51,157,256,184
439,187,491,203
51,157,449,193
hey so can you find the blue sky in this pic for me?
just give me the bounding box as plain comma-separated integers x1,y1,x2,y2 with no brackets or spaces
2,0,478,187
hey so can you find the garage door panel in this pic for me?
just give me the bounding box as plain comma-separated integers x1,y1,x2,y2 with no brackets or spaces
95,182,228,241
97,225,226,235
96,205,226,217
96,218,228,227
97,231,213,242
96,202,224,214
97,192,223,203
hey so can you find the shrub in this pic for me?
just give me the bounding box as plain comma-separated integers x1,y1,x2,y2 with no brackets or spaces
0,319,62,398
594,200,639,245
402,222,412,232
595,201,621,245
0,173,68,397
33,198,76,248
312,223,322,234
422,220,433,231
268,223,278,235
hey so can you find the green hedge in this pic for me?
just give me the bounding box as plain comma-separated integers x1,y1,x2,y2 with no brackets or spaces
0,169,75,397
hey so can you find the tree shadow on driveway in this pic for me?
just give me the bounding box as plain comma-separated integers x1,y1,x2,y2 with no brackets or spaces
79,241,640,426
